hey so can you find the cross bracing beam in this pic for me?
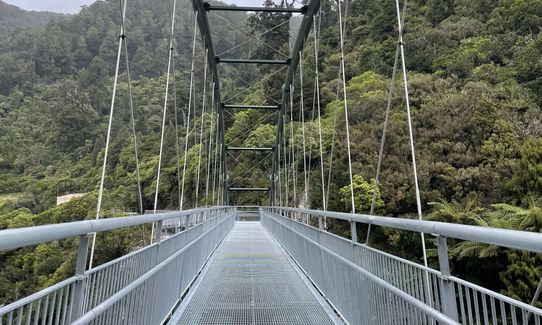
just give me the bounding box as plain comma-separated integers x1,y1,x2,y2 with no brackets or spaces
226,146,274,151
229,187,270,191
224,104,280,110
270,0,320,205
217,58,290,65
204,3,308,13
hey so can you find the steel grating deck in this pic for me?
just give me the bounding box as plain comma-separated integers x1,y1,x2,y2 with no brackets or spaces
168,222,341,325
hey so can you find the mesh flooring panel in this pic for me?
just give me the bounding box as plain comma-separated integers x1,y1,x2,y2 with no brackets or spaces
174,222,336,325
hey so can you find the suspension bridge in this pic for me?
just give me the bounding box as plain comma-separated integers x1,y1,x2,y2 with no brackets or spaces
0,0,541,324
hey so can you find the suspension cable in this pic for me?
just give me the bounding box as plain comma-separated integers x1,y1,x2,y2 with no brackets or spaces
289,83,297,206
212,109,219,205
195,49,209,208
366,0,406,244
172,48,182,211
283,116,289,204
277,138,283,206
151,0,178,243
337,0,355,214
305,77,317,203
325,1,347,207
180,12,199,210
89,0,130,269
299,50,308,207
119,0,144,247
394,0,430,271
313,15,327,212
122,22,143,218
205,82,215,205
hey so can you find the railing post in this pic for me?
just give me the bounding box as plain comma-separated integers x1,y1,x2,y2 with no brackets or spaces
69,234,90,322
437,235,458,321
318,215,323,230
350,220,357,244
154,220,163,244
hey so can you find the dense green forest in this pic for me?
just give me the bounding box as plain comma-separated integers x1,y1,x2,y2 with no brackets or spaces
0,0,540,309
0,1,64,48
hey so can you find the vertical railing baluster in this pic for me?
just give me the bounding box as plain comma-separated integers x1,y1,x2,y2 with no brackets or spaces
350,219,357,244
437,235,458,321
69,234,90,322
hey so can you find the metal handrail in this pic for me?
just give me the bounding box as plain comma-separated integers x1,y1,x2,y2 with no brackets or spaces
71,212,235,324
264,207,542,253
262,208,542,324
0,206,229,251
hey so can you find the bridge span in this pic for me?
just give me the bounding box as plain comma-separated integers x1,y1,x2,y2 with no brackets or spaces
1,206,541,324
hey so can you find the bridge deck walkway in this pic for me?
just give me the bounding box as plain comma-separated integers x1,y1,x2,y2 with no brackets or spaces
167,221,341,325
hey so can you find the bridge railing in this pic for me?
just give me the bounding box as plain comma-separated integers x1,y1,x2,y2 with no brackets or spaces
261,207,542,325
0,206,235,324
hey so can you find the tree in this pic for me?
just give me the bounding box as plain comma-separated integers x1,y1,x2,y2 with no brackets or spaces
339,175,383,214
507,137,542,205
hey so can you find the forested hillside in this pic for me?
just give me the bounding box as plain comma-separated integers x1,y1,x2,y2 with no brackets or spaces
0,0,540,308
0,1,63,47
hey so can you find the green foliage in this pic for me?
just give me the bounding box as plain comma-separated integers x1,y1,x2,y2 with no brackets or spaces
339,175,383,214
506,138,542,204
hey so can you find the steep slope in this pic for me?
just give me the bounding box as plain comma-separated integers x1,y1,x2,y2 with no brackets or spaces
0,1,64,43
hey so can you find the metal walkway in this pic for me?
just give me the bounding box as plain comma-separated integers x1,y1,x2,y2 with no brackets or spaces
168,222,341,325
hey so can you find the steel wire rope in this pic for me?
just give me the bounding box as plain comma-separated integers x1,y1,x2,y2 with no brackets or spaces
151,0,179,242
325,1,347,208
337,0,356,215
366,0,406,244
289,83,297,205
90,0,134,269
195,49,209,208
305,76,317,204
205,82,216,206
212,108,220,205
394,0,433,305
299,50,308,207
277,137,283,206
283,116,289,204
313,13,327,215
180,12,199,211
172,46,182,212
118,0,144,244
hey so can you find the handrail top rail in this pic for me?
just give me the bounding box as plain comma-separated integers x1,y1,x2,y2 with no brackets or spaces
263,206,542,253
0,206,230,251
